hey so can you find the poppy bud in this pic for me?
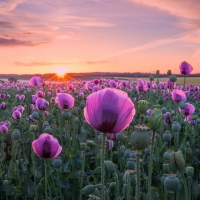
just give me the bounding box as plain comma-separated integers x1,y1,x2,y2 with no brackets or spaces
81,185,95,195
137,100,149,115
170,151,185,172
186,166,194,177
105,160,116,173
149,108,163,131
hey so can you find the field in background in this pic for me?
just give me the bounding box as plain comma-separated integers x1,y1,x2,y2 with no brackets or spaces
116,77,200,85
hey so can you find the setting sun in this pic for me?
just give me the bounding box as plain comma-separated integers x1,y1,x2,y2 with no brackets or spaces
52,66,69,77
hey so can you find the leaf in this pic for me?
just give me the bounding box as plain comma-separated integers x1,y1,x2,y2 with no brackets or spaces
65,149,75,158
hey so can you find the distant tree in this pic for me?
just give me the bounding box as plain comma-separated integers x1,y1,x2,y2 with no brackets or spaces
8,77,18,83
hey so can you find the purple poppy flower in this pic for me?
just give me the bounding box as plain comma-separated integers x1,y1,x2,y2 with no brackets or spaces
56,87,62,93
67,83,73,90
12,110,22,120
107,133,116,140
109,80,117,88
84,88,135,134
0,102,6,110
47,91,52,96
29,76,44,87
163,112,172,124
31,95,37,104
36,91,45,98
0,124,8,134
85,81,93,91
35,98,49,111
146,109,152,115
93,79,99,85
179,61,193,75
166,79,176,89
171,89,186,103
32,133,62,158
179,103,195,116
107,139,114,150
186,115,197,126
136,79,146,92
55,93,74,110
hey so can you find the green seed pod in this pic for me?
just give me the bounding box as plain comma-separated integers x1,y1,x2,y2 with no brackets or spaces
137,100,149,114
12,129,21,140
163,164,170,174
167,70,172,76
116,132,124,141
90,188,100,198
82,185,96,195
80,142,87,151
145,147,151,156
123,170,136,186
29,125,38,133
170,151,185,172
163,150,171,160
148,108,163,131
126,158,135,170
74,117,79,123
80,102,86,109
156,70,160,75
44,126,52,134
53,158,62,169
61,110,71,120
179,101,186,109
169,75,177,82
150,75,154,81
71,107,78,116
130,125,151,150
31,111,39,120
109,182,116,190
186,166,194,177
105,160,116,174
164,176,180,191
172,122,181,132
86,140,96,147
158,98,164,105
163,131,172,142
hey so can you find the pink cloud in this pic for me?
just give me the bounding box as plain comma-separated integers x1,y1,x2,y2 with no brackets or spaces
0,0,25,13
127,0,200,20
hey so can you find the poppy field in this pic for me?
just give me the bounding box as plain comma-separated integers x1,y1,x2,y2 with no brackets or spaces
0,61,200,200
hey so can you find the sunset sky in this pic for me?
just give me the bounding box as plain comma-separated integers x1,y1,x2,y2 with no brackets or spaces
1,0,200,74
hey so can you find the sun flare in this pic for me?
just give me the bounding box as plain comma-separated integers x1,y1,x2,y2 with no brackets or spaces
52,66,69,77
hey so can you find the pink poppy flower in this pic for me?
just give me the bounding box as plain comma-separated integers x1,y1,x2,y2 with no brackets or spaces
35,98,49,111
32,133,62,158
179,103,195,116
12,110,22,120
171,89,186,103
55,93,74,109
29,76,44,87
179,61,193,75
84,88,135,133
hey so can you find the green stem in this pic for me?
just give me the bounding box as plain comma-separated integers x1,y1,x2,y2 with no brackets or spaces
148,130,156,200
188,177,191,200
184,75,186,91
181,172,189,200
80,151,85,200
101,133,106,200
45,160,48,200
136,150,141,200
56,170,63,200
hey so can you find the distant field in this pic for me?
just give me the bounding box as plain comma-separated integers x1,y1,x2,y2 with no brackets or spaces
116,77,200,85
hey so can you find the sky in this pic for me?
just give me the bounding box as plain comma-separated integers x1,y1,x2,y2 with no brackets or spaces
1,0,200,74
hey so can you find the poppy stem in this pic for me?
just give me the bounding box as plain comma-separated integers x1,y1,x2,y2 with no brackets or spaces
136,150,141,200
147,130,156,200
45,159,48,200
184,75,186,91
101,133,106,200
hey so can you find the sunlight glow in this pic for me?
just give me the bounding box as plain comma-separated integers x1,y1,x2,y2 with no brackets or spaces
52,66,69,77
